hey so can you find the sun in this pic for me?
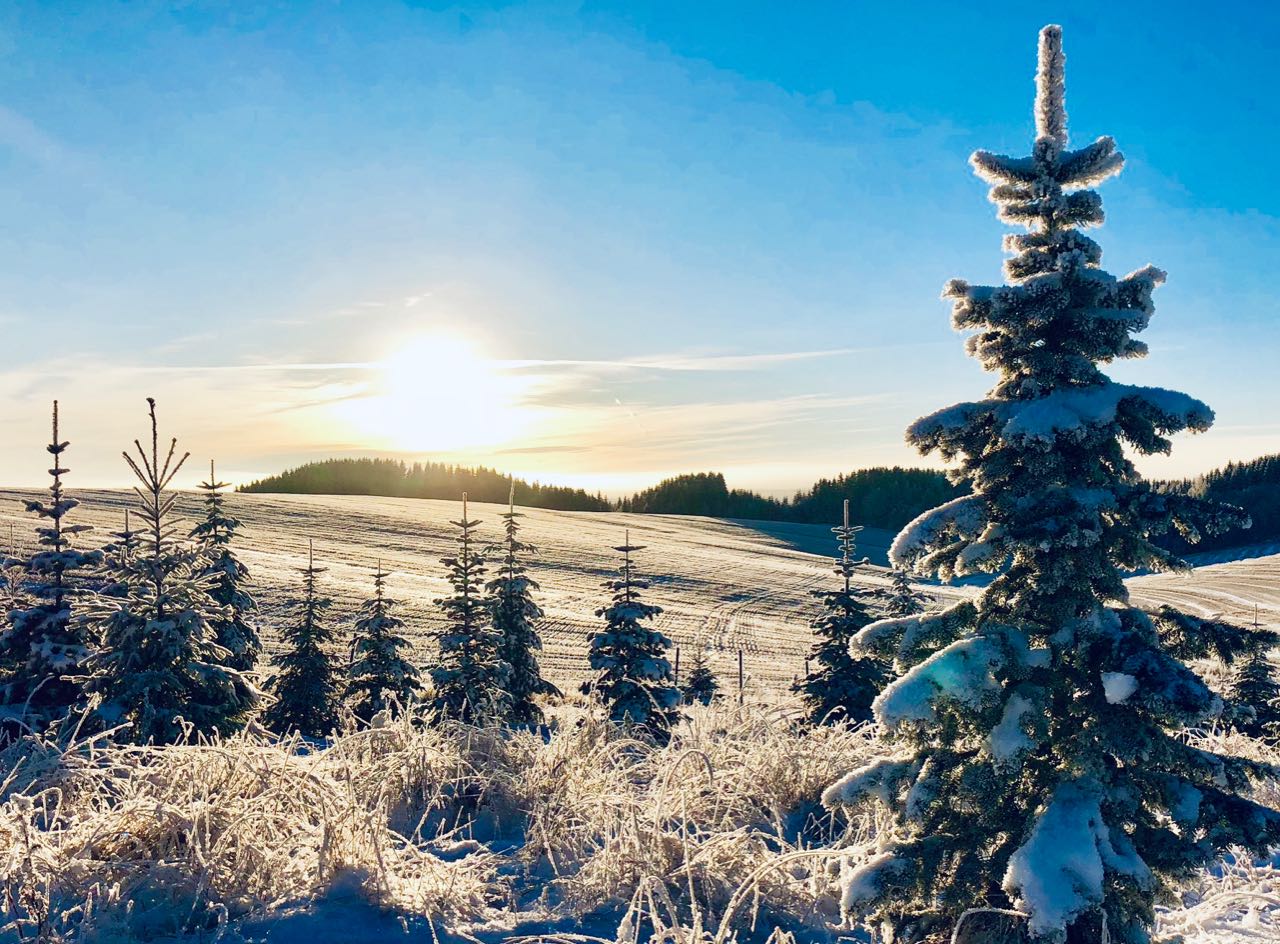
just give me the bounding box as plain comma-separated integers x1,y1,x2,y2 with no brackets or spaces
333,334,538,453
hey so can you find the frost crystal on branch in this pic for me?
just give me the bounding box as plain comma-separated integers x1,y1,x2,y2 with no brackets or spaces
824,26,1280,944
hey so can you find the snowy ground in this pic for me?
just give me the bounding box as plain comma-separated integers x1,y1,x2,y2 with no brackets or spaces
0,489,941,698
3,488,1280,943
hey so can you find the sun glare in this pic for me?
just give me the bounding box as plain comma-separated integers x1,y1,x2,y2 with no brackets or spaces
333,335,539,453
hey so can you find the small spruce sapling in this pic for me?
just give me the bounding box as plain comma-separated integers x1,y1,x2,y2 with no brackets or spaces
682,650,719,706
485,485,559,725
190,461,261,672
793,500,887,724
885,567,924,618
346,564,421,723
83,398,256,743
430,494,510,724
2,402,103,714
263,540,341,737
583,532,681,742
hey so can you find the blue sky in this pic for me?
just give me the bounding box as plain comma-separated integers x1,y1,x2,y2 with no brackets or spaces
0,1,1276,492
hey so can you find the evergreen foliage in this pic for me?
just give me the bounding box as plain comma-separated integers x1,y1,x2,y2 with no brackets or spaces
682,650,719,706
822,28,1280,943
345,565,421,723
190,461,261,672
1,402,103,713
82,399,256,744
583,533,681,742
485,487,559,725
793,501,887,724
97,510,141,599
430,495,510,724
263,541,341,737
1229,648,1280,739
885,568,924,619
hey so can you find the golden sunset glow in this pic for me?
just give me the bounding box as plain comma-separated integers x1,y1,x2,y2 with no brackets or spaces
333,335,543,453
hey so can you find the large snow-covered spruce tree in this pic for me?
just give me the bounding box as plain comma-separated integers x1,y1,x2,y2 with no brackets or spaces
793,501,887,724
345,564,421,723
431,495,510,724
190,460,261,672
823,27,1280,944
263,541,341,737
83,399,256,743
485,487,559,725
583,533,681,742
1,402,102,714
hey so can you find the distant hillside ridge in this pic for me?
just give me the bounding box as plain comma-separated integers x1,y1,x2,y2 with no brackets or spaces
238,458,611,511
1156,453,1280,553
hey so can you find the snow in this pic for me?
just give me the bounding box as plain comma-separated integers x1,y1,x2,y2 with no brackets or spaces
989,692,1037,765
907,384,1213,454
840,851,908,911
1102,671,1139,704
1003,779,1152,937
873,634,1016,726
821,756,914,808
890,495,986,568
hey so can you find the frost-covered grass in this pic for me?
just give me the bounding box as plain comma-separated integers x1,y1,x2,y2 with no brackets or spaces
0,700,883,943
3,702,1278,944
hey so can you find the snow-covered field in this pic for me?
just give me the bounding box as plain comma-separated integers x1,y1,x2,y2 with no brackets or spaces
3,488,1280,943
1,488,1262,696
0,489,944,698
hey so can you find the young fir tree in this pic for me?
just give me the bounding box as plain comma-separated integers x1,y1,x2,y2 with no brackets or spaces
83,399,256,744
345,564,421,723
1224,613,1280,740
885,567,924,619
822,27,1280,944
190,461,261,672
485,485,559,725
682,650,719,706
583,533,681,741
263,540,341,737
793,500,887,724
1,402,103,713
431,494,509,724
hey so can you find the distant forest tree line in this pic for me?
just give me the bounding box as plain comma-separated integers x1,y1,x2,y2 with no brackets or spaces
240,459,968,531
240,453,1280,546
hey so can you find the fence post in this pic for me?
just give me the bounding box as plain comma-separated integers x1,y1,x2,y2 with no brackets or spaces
737,648,744,705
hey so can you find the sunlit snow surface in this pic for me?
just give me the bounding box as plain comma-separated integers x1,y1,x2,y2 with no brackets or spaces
2,489,1279,942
